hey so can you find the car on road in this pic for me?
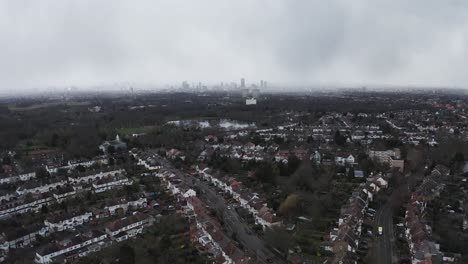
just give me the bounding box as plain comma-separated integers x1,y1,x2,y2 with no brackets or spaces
356,249,367,256
378,226,383,236
358,245,368,251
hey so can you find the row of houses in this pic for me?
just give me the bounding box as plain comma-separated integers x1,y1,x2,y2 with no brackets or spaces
379,108,465,147
0,171,36,185
34,212,154,264
404,166,449,264
198,142,273,163
45,156,108,174
0,193,54,219
187,196,251,264
131,150,162,170
15,168,126,196
274,148,309,164
197,167,280,229
132,150,252,264
0,197,147,251
0,224,48,250
325,173,389,264
145,163,244,263
0,169,130,219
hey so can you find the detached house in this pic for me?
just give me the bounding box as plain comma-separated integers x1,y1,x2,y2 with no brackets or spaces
99,135,127,154
275,150,290,163
166,149,186,161
335,155,355,166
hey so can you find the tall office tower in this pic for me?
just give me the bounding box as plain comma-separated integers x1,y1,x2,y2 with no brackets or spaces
182,81,190,90
241,78,245,88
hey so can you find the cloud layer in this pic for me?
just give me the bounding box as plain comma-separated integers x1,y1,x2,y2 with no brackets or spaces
1,0,468,90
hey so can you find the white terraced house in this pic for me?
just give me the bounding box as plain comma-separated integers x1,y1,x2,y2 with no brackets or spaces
68,169,125,185
0,172,36,184
0,193,15,204
44,212,93,232
0,225,48,249
105,213,152,242
0,195,53,219
46,157,109,174
92,176,132,193
34,231,108,264
196,166,277,228
105,198,147,215
52,188,77,202
67,156,108,170
15,180,68,196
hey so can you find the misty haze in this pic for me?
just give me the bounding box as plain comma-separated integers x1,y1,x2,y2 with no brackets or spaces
0,1,468,264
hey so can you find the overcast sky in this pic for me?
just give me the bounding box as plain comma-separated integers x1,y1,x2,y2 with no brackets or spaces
1,0,468,91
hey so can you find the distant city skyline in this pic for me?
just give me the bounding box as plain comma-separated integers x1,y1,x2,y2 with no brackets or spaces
2,1,468,91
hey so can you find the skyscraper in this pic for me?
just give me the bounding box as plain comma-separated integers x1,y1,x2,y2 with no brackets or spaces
251,88,260,98
241,78,245,88
181,81,190,90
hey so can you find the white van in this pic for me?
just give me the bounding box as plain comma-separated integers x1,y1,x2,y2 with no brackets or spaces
378,226,383,236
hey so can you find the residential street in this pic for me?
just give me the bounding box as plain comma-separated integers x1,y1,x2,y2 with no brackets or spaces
372,203,396,264
197,178,284,264
156,155,284,264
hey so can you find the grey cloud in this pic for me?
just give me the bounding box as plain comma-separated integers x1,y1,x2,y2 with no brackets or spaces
1,0,468,91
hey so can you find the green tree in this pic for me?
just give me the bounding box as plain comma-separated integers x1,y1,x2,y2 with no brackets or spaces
107,145,116,154
118,244,135,264
287,155,301,175
35,167,49,179
264,227,294,254
255,162,278,184
334,131,347,146
40,205,49,214
75,165,86,173
160,234,172,251
2,156,12,165
57,168,68,176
